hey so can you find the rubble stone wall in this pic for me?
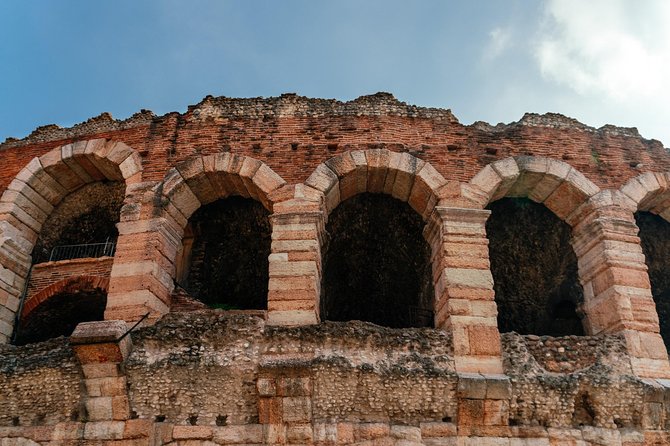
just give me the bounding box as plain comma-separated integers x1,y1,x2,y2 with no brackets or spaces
0,314,669,445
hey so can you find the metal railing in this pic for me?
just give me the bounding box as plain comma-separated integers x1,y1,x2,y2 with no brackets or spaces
49,241,116,262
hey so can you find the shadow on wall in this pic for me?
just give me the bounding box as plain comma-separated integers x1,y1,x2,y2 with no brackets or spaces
321,193,434,328
14,289,107,345
176,196,271,310
636,211,670,346
486,197,584,336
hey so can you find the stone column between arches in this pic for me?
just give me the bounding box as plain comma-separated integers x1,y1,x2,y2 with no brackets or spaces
267,185,326,326
104,181,178,322
572,200,670,378
424,206,503,375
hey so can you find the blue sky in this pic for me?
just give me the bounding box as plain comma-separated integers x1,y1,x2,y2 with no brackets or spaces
1,0,668,146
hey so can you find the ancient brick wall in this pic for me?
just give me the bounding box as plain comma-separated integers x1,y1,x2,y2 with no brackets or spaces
1,94,670,444
25,257,113,306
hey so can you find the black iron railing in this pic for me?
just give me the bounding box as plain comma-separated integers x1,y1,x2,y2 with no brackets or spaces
49,241,116,262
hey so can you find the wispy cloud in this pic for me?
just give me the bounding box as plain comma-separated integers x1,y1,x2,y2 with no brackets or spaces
536,0,670,104
484,26,513,61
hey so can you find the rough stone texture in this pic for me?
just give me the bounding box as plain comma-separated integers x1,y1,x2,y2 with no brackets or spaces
501,332,648,430
2,314,670,444
0,337,83,426
31,182,124,263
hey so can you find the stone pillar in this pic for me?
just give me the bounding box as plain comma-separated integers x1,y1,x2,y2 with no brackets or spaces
0,235,30,343
572,205,670,378
70,320,133,440
267,189,326,326
456,373,511,436
105,182,180,322
424,206,503,374
257,368,314,445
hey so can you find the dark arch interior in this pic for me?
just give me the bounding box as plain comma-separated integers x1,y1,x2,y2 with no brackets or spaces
486,197,584,336
33,182,124,262
178,196,271,310
635,211,670,346
14,288,107,345
321,193,434,328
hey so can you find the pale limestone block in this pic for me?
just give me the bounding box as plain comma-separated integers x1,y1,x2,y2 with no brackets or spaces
119,151,142,180
390,425,421,441
0,202,42,233
267,309,318,326
305,167,340,213
84,138,108,156
61,143,95,183
454,355,503,374
239,156,263,200
105,289,170,314
365,149,392,193
391,151,424,202
325,151,357,178
566,168,600,197
621,177,648,205
529,160,569,203
85,397,113,421
507,156,549,197
269,260,318,277
6,179,54,215
509,439,550,446
173,425,213,440
52,422,85,440
0,190,48,224
339,150,368,202
168,179,202,220
22,157,67,205
212,424,263,444
444,268,494,289
177,157,218,205
105,141,134,165
470,164,503,200
253,163,286,195
313,422,338,444
490,157,519,201
287,423,313,443
268,252,289,262
82,421,125,440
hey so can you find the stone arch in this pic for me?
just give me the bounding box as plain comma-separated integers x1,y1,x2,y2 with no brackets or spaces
15,275,109,344
21,275,109,320
0,139,142,343
160,154,286,310
468,156,600,222
306,150,445,327
305,149,447,221
469,156,600,336
620,172,670,216
622,172,670,347
160,153,286,224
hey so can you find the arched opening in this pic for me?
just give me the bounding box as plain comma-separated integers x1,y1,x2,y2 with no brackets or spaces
175,196,271,310
321,193,434,328
14,288,107,345
635,211,670,345
486,197,584,336
32,182,124,262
